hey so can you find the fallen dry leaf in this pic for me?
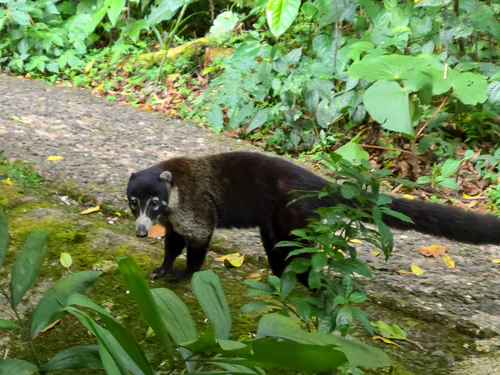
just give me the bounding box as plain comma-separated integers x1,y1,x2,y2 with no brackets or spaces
441,254,455,269
373,336,401,347
419,245,448,258
47,155,64,161
79,205,100,215
1,178,13,185
10,116,28,123
403,194,416,200
349,239,362,244
216,252,247,268
245,272,262,280
148,224,166,238
371,251,381,257
97,83,104,90
492,259,500,264
34,319,61,338
397,270,412,275
411,264,424,276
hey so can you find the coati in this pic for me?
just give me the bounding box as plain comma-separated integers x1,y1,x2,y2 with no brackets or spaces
127,151,500,281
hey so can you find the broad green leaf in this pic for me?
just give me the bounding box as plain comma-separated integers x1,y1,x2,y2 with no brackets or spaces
414,0,451,6
426,69,488,105
118,257,174,364
416,176,432,184
209,11,239,37
266,0,301,38
334,133,369,165
488,81,500,104
192,270,232,340
10,230,50,307
66,294,154,375
0,359,39,374
440,159,461,179
9,11,31,26
0,206,7,270
247,109,269,132
207,106,224,133
82,3,109,35
437,178,460,190
348,55,426,82
98,341,121,375
364,80,414,137
122,19,148,43
241,301,278,313
30,271,100,338
67,308,143,375
17,39,29,55
256,314,391,367
152,288,197,345
0,318,21,329
148,0,187,26
107,0,126,26
42,345,103,372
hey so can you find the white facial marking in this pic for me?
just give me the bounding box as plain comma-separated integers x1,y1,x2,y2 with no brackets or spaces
135,212,153,232
161,200,167,206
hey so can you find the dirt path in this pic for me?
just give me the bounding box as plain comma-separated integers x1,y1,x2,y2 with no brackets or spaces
1,75,499,374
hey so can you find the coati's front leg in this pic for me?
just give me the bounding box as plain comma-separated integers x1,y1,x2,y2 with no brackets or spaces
170,236,212,281
150,229,186,280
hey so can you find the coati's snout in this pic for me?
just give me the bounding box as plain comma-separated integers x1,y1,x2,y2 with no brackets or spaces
127,168,171,238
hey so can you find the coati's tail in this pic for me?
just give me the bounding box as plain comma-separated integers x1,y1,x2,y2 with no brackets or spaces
383,198,500,245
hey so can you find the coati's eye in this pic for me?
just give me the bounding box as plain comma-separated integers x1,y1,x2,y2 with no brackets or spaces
130,197,138,209
152,197,160,210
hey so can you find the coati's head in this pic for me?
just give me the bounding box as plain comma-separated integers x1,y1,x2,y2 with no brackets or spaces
127,168,172,237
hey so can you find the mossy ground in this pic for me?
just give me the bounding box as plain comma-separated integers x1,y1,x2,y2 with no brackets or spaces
0,160,489,375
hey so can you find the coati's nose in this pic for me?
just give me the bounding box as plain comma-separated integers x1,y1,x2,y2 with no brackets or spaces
136,226,148,237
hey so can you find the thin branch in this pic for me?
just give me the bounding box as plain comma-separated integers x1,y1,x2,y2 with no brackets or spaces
358,144,413,155
416,93,450,138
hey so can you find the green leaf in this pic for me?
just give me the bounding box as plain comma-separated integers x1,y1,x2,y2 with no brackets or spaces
117,257,174,364
364,80,414,137
372,321,407,339
66,294,154,375
10,230,50,307
266,0,301,38
18,39,29,55
437,178,459,190
67,308,143,375
46,62,60,74
416,176,432,184
0,206,8,270
30,271,100,337
207,106,224,133
334,132,369,165
488,81,500,104
426,69,488,105
256,314,391,367
0,318,21,329
348,55,426,82
60,252,72,269
440,159,461,179
9,11,31,26
241,301,278,313
107,0,126,26
42,345,103,372
192,270,232,340
0,359,39,375
122,19,148,43
247,109,269,132
151,288,197,345
209,11,239,37
148,0,187,26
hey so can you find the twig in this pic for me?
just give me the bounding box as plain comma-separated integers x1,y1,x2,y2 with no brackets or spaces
415,93,450,138
358,144,413,155
3,349,8,359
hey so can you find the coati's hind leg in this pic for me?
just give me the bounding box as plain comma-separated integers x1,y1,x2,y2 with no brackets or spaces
260,229,286,276
150,229,186,280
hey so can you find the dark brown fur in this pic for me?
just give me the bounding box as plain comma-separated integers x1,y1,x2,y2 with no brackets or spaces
127,152,500,281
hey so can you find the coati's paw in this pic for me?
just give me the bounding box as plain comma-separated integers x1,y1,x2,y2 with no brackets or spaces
150,266,168,280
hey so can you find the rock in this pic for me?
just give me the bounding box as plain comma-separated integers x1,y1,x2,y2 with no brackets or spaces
26,208,64,219
475,337,500,353
89,228,127,250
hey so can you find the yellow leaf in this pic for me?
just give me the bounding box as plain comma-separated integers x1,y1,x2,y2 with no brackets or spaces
397,270,412,275
84,60,94,74
349,239,362,244
441,254,455,269
1,178,13,185
403,194,416,200
411,264,424,276
216,252,240,262
217,252,246,268
462,193,482,199
373,336,401,347
10,116,28,123
492,259,500,264
97,83,104,90
47,156,64,161
114,193,128,201
371,251,380,257
79,205,100,215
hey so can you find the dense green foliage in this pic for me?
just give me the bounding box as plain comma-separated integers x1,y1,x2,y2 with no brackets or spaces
0,208,391,373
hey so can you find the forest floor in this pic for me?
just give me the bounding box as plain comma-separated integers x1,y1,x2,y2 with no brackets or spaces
0,74,499,374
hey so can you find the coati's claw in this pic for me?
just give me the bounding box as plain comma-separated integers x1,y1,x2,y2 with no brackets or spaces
150,266,168,280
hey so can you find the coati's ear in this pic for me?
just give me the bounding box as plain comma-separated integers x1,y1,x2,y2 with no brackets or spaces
130,172,136,179
159,171,172,183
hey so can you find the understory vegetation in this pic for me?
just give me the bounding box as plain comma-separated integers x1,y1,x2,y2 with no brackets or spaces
0,0,499,373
